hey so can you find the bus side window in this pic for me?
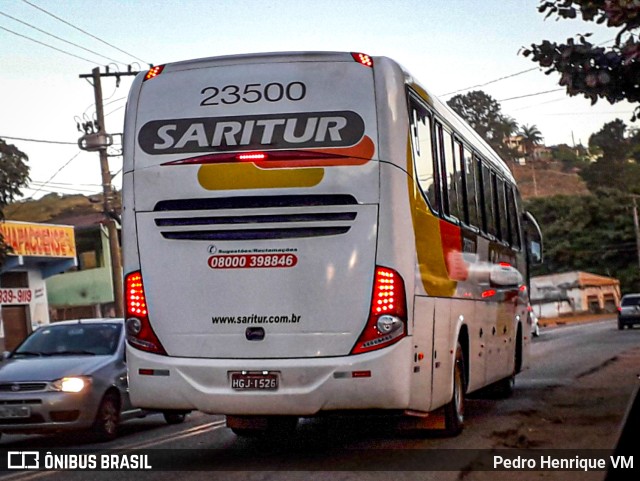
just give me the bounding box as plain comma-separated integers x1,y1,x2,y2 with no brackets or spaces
507,186,522,249
463,148,480,229
453,139,468,225
433,121,445,213
442,129,462,222
410,101,438,213
495,175,509,243
477,157,497,237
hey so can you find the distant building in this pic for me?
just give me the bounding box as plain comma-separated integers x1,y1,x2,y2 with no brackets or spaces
505,135,526,164
44,212,119,321
530,271,621,319
531,145,552,163
504,136,551,165
0,220,77,350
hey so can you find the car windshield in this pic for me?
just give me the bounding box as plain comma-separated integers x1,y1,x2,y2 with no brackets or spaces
621,296,640,307
12,323,122,357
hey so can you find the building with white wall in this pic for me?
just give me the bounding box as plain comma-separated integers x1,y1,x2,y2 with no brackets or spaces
530,271,621,319
0,220,77,351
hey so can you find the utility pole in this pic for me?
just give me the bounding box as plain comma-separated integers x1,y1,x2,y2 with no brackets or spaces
79,66,140,318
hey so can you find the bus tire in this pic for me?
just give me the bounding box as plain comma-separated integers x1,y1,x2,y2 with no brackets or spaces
492,375,515,398
443,342,466,436
163,410,189,424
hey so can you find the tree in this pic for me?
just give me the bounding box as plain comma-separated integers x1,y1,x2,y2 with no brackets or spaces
0,138,30,265
520,124,544,161
522,0,640,120
551,143,589,172
446,90,520,163
520,124,545,196
526,189,639,293
580,119,640,193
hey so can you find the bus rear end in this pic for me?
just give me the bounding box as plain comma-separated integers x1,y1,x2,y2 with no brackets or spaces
123,52,413,417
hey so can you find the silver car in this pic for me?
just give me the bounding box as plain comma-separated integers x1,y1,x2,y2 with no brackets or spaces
618,293,640,330
0,318,190,441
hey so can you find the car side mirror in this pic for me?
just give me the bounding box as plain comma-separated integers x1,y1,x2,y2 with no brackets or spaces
2,351,11,361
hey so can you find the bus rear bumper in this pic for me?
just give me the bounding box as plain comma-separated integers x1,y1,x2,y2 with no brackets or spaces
127,339,413,415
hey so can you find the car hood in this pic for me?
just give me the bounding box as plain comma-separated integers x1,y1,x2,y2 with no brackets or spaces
0,356,112,382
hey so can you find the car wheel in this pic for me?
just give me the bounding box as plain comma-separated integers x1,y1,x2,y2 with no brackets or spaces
618,321,625,330
92,392,120,442
163,411,188,425
443,343,466,436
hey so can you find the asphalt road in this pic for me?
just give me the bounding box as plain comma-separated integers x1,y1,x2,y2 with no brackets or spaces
1,318,638,481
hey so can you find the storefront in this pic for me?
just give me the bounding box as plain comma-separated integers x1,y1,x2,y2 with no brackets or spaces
0,220,77,351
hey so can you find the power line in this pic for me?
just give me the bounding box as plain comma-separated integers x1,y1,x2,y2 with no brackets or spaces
22,151,82,201
105,105,125,117
440,67,540,97
439,38,617,99
30,179,102,188
498,88,565,103
20,185,101,197
27,182,100,194
0,24,96,64
22,0,148,64
0,135,76,145
0,10,126,65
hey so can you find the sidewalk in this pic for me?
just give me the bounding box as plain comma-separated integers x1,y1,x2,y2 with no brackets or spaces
465,344,640,481
539,313,614,328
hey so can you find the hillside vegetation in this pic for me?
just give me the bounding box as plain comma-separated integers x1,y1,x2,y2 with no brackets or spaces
511,163,590,199
4,193,104,223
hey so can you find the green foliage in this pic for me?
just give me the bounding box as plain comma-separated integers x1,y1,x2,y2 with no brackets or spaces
522,0,640,120
4,193,102,223
0,138,30,264
520,124,544,161
551,144,589,171
446,90,520,163
526,190,640,293
580,119,640,193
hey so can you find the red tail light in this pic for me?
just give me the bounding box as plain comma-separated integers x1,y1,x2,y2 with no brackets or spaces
351,266,407,354
125,271,166,355
351,52,373,68
144,65,165,81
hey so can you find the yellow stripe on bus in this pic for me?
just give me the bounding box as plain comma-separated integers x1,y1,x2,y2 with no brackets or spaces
197,163,324,190
405,137,457,297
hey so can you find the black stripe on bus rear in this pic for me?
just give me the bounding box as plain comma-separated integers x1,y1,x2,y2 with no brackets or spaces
155,212,357,227
153,194,358,212
160,226,350,241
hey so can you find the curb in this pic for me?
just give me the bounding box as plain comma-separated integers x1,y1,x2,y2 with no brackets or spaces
538,314,614,328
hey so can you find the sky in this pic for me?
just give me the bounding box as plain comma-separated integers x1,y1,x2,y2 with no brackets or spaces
1,0,638,202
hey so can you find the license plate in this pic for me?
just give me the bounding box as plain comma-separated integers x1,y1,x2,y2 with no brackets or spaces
230,372,279,391
0,405,31,419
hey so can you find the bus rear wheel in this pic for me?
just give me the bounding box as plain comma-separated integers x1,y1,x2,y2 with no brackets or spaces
443,342,466,436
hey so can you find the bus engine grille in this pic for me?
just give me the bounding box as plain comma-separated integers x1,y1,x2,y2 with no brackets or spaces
153,194,359,241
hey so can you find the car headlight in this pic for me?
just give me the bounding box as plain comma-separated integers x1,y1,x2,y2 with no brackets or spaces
49,376,92,393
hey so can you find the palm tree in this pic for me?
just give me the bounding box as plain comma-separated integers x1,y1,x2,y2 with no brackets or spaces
520,124,544,196
520,124,544,162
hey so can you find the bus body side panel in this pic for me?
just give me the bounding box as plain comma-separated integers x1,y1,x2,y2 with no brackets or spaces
374,59,446,412
376,58,528,405
409,296,434,411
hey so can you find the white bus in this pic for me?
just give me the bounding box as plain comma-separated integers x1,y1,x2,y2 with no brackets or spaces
122,51,542,436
